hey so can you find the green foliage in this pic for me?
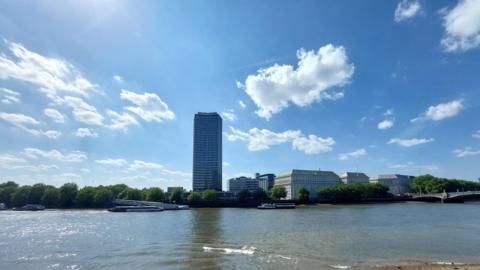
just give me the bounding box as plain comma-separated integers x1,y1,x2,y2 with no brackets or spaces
42,187,60,207
410,174,480,194
106,184,128,198
297,187,310,203
119,188,143,200
0,181,19,189
145,187,165,202
187,191,203,204
59,183,78,207
237,189,251,202
12,186,32,207
93,188,113,207
29,183,47,204
271,185,287,200
202,189,217,202
0,186,17,207
253,188,268,201
76,187,96,207
169,187,184,204
318,183,389,202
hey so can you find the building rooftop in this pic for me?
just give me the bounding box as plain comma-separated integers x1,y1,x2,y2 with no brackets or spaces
277,169,340,178
339,172,369,178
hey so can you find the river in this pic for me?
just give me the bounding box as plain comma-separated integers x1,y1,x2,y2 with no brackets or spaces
1,202,479,270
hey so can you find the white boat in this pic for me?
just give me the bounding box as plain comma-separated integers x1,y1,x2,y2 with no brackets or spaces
0,203,6,210
257,203,296,209
108,205,163,212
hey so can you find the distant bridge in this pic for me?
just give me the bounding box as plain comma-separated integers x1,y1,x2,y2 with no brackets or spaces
113,199,189,210
410,191,480,203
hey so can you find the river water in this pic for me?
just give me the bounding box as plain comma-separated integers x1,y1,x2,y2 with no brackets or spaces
1,202,479,270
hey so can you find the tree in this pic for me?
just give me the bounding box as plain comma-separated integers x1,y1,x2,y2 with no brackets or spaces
119,188,142,200
318,183,389,202
271,186,287,200
297,187,310,203
94,188,113,207
76,187,95,207
170,187,184,204
202,189,217,203
145,187,165,202
253,188,268,201
42,187,60,207
0,181,19,189
238,189,251,202
12,186,31,207
0,186,17,207
187,191,203,204
107,184,129,198
29,183,47,204
59,183,78,207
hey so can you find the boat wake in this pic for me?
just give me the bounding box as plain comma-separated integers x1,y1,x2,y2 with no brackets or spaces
203,246,256,255
330,265,351,269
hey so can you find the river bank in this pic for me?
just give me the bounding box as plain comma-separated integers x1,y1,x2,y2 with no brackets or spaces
379,263,480,270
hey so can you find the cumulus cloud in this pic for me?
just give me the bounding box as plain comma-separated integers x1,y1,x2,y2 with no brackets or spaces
95,158,128,166
394,0,422,22
238,44,354,119
453,147,480,157
292,135,335,155
0,112,61,139
339,148,367,160
0,87,21,104
61,96,104,126
105,110,138,131
441,0,480,52
411,100,463,122
238,100,246,109
0,40,97,99
378,119,394,130
388,138,434,147
113,75,124,83
23,148,87,162
128,160,165,170
224,126,334,154
120,89,175,122
221,110,237,121
75,128,98,138
473,130,480,139
44,108,65,123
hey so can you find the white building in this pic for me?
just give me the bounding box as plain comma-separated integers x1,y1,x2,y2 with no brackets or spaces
274,169,341,200
228,176,259,193
339,172,369,184
369,174,414,195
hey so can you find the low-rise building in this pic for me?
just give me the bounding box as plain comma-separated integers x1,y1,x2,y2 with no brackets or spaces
369,174,414,195
274,169,341,200
256,173,275,192
228,176,259,193
339,172,369,184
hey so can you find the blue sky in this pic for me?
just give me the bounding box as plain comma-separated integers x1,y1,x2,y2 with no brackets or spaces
0,0,479,190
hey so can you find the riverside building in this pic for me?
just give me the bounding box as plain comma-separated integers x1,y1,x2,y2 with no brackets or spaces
256,173,275,192
228,176,259,193
274,169,341,200
192,112,222,191
369,174,414,195
339,172,370,184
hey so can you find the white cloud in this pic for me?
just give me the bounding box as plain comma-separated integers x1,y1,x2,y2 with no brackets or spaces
239,44,354,119
113,75,124,83
0,41,97,99
221,110,237,121
62,96,104,126
120,89,175,122
292,135,335,155
224,126,334,154
44,108,65,123
0,112,61,139
75,128,98,138
95,158,128,166
441,0,480,52
384,108,394,116
23,148,87,162
378,119,394,130
238,100,246,109
394,0,422,22
0,87,21,104
453,147,480,157
388,138,434,147
105,110,138,131
128,160,165,170
388,161,439,172
411,100,463,122
473,130,480,139
223,161,230,166
339,148,367,160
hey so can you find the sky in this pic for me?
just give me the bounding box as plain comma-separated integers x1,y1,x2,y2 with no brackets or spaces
0,0,480,190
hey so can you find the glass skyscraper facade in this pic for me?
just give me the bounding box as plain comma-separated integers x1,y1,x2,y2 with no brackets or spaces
193,112,222,191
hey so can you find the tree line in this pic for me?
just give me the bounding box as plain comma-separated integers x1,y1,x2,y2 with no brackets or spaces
0,181,185,208
410,174,480,194
318,183,390,202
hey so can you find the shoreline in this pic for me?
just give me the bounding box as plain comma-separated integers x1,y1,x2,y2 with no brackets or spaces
378,263,480,270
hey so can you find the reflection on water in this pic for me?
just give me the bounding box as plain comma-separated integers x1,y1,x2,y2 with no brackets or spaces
0,203,480,269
